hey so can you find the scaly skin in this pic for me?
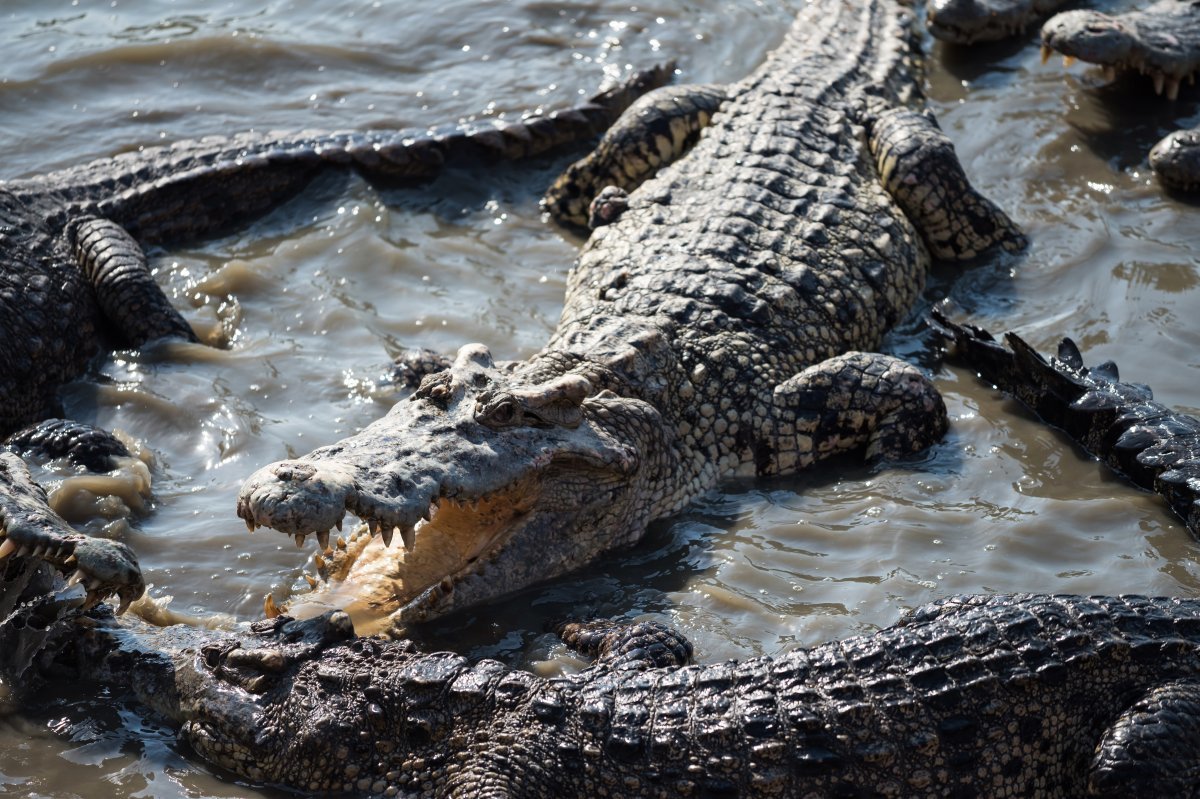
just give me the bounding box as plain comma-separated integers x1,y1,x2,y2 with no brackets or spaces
0,66,671,438
237,0,1026,629
926,0,1071,45
1040,0,1200,192
64,593,1200,796
932,309,1200,535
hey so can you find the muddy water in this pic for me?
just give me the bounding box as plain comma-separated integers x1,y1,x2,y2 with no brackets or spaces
2,0,1199,795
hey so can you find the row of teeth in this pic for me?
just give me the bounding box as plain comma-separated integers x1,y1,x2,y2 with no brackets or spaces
0,527,131,614
1043,47,1197,100
244,493,493,553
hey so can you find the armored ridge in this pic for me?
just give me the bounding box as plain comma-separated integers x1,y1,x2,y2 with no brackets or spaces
932,309,1200,536
66,592,1200,796
236,0,1025,628
0,64,672,439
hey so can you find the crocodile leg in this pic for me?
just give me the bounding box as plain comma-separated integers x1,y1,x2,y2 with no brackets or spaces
756,351,948,475
557,618,693,670
0,452,144,612
69,215,199,347
868,106,1028,260
542,83,728,230
1089,680,1200,796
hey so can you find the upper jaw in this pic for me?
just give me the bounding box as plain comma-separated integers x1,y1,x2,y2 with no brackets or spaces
926,0,1040,44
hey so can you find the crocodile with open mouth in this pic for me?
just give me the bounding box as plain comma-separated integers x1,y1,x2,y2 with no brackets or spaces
0,67,672,616
236,0,1027,630
1040,0,1200,192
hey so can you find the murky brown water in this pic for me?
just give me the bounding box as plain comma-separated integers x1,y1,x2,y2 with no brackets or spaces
2,0,1199,795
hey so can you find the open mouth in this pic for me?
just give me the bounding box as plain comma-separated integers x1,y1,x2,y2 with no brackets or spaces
263,473,542,631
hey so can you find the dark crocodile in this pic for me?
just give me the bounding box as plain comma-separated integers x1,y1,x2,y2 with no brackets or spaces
932,309,1200,536
52,588,1200,797
925,0,1072,45
0,67,672,614
236,0,1027,630
1040,0,1200,192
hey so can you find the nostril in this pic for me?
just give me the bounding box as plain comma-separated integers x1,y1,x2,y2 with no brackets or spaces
273,463,318,483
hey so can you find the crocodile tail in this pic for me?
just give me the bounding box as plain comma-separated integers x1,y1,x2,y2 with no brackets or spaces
930,308,1200,535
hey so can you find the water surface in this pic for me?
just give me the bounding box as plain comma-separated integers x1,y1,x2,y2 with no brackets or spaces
2,0,1199,795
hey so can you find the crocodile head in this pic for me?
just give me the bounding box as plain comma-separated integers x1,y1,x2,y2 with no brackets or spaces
236,343,668,628
925,0,1048,44
139,611,558,795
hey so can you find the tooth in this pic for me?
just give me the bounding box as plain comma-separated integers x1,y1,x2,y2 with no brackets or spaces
1062,55,1076,68
316,530,330,551
1153,72,1165,95
335,518,343,532
245,518,256,532
294,533,306,548
1103,66,1116,82
381,526,394,547
400,524,416,552
116,595,133,615
304,573,318,589
1165,76,1180,100
264,594,282,618
68,570,84,587
1041,45,1051,65
0,539,17,560
420,505,431,522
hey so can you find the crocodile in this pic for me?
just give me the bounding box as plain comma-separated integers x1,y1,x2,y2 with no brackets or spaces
48,584,1200,797
236,0,1027,631
1040,0,1200,192
931,309,1200,536
925,0,1072,45
0,67,672,615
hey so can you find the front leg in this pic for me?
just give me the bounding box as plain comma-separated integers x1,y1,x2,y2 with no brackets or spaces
868,106,1027,260
542,83,727,229
757,352,947,475
0,452,144,613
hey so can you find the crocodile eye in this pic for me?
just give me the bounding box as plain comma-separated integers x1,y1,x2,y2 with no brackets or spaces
487,400,519,426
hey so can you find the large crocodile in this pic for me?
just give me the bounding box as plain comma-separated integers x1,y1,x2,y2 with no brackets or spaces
1041,0,1200,192
47,584,1200,796
0,67,671,613
236,0,1027,630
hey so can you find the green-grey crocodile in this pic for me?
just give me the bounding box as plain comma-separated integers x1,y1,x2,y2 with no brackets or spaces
235,0,1027,631
1041,0,1200,192
0,67,672,613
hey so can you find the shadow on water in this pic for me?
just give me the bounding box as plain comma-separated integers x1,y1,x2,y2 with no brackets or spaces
1062,73,1200,173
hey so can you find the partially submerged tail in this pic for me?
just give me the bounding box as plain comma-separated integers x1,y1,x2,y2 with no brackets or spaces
930,308,1200,535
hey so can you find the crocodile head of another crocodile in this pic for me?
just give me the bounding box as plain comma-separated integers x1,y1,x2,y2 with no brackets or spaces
236,343,669,629
925,0,1051,44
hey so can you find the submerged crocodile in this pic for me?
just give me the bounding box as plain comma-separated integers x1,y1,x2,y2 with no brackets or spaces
1041,0,1200,192
236,0,1026,629
932,310,1200,535
0,67,672,612
45,582,1200,796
